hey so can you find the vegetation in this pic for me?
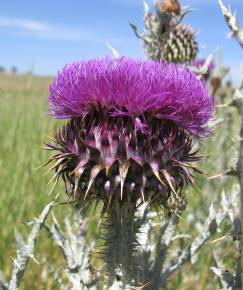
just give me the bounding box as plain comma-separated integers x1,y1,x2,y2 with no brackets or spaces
0,0,242,288
0,62,240,289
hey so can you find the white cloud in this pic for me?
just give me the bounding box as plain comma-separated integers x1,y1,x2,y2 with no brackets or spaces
0,16,50,32
0,16,136,47
0,16,90,40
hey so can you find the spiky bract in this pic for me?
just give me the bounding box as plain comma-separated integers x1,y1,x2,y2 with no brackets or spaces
46,116,202,214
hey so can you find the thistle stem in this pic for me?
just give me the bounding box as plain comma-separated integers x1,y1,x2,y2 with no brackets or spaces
102,201,139,287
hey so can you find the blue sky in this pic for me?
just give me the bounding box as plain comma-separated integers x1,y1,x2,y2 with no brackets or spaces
0,0,242,82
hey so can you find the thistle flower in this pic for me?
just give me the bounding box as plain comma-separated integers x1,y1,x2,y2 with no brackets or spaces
162,24,198,64
47,57,212,212
46,57,213,284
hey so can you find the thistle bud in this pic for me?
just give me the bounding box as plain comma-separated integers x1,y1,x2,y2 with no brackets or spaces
163,24,198,63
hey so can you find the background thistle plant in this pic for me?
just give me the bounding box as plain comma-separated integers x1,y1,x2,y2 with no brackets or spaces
130,0,198,63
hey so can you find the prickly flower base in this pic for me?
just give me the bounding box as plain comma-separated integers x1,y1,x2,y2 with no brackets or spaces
46,115,200,214
46,114,201,284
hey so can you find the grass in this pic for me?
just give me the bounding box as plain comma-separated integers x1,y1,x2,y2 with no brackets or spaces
0,72,63,289
0,74,50,240
0,72,239,289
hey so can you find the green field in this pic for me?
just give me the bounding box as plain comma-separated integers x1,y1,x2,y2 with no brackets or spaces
0,73,61,289
0,72,239,289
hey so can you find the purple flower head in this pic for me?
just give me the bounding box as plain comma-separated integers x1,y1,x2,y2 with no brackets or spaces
49,57,213,137
46,58,214,280
46,57,214,216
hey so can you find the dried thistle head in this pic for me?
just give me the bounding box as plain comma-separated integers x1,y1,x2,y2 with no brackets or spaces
46,57,213,215
132,1,198,64
157,0,181,16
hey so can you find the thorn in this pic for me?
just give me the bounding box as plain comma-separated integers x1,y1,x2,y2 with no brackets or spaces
136,280,152,289
106,42,120,59
119,161,130,200
210,235,231,244
84,165,104,200
45,134,56,142
74,170,84,199
143,0,149,12
97,217,103,231
160,169,176,194
152,168,166,186
189,179,201,192
47,158,65,172
140,176,146,203
174,212,186,223
107,195,113,209
141,190,145,204
34,159,52,170
30,255,40,265
208,172,225,179
70,159,88,176
49,179,58,195
47,168,62,185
